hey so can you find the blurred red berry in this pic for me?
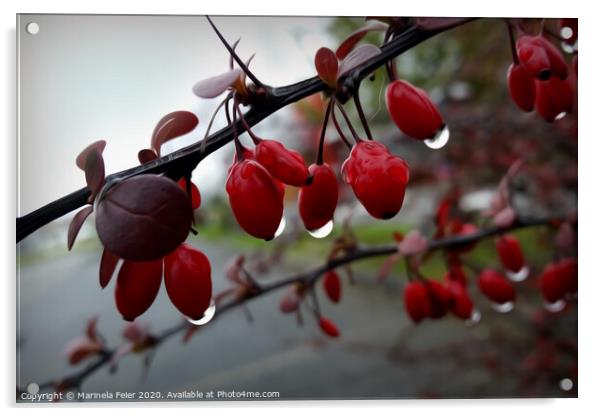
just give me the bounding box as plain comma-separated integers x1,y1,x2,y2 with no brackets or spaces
517,35,568,80
298,163,338,231
323,270,342,303
446,280,474,320
539,257,577,303
496,234,525,273
404,281,431,323
535,76,574,122
478,269,516,304
507,63,536,112
425,279,452,319
319,317,340,338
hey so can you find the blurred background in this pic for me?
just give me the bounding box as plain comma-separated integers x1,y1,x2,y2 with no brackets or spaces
17,15,577,400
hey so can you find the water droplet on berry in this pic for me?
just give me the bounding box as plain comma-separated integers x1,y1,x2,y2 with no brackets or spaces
544,298,566,312
187,299,216,326
491,301,514,313
465,309,481,326
559,378,573,391
506,265,530,282
307,220,334,239
424,125,450,149
274,217,286,239
560,27,574,40
555,111,568,121
561,40,577,54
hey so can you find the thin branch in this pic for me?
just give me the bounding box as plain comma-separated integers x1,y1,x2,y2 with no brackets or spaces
16,19,475,242
21,215,559,395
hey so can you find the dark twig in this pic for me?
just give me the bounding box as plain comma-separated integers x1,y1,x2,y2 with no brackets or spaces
16,20,475,242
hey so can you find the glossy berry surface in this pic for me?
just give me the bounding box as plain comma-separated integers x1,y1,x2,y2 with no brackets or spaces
507,63,536,112
342,141,410,220
517,35,568,80
226,159,284,240
496,234,525,273
535,76,574,122
164,243,212,320
386,79,444,140
298,163,338,231
115,259,163,321
478,269,516,304
254,139,309,187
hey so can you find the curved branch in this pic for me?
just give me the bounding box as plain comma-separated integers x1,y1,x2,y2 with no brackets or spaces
16,19,476,242
21,215,558,395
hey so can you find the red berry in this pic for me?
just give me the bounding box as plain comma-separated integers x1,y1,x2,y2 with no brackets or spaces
226,159,284,240
178,178,202,210
319,317,340,338
517,35,568,80
446,280,474,320
478,269,516,304
115,260,163,321
403,281,431,323
164,244,212,320
298,163,338,231
254,139,309,186
323,270,342,303
386,79,444,140
507,63,536,112
444,264,468,286
535,76,574,122
425,279,452,319
341,141,409,220
539,258,577,303
496,234,525,273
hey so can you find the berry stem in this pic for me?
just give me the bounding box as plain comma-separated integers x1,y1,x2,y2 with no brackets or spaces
335,101,362,143
330,106,352,149
505,20,519,65
234,103,262,145
225,96,244,161
206,16,264,89
201,93,232,153
316,98,334,165
353,90,374,141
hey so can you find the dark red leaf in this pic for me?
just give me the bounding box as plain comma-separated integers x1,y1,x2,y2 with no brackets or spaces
85,149,105,201
138,149,158,165
67,206,93,250
95,175,192,261
192,68,242,99
415,17,469,31
76,140,106,171
99,248,120,289
337,44,381,78
151,111,199,155
314,47,339,87
336,21,388,60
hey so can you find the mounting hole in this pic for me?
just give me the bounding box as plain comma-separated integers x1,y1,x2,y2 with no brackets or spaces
26,22,40,35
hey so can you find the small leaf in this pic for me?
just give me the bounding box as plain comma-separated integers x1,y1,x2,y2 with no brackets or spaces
76,140,106,171
138,149,158,165
85,149,105,201
86,316,100,342
63,336,103,365
398,230,428,256
337,44,381,78
336,21,388,60
95,175,192,261
493,206,517,228
377,253,402,282
415,17,469,31
314,47,339,87
151,111,199,155
99,248,120,289
192,68,243,99
67,206,93,250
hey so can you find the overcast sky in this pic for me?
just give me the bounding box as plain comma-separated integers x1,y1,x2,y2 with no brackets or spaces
18,14,336,216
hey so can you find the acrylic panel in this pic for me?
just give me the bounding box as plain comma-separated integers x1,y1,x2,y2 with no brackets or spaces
16,15,578,402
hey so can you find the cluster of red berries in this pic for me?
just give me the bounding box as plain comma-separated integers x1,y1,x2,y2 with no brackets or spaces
539,257,577,304
507,33,576,122
404,277,474,323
